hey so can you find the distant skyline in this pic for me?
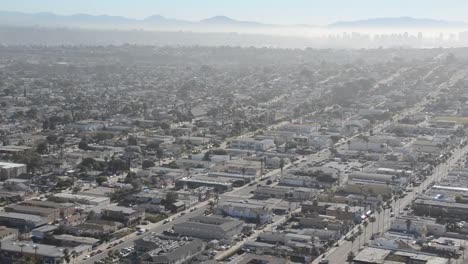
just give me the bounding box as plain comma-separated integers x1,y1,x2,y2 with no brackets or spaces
2,0,468,25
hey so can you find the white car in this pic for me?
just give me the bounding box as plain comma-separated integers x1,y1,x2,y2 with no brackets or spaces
83,255,90,260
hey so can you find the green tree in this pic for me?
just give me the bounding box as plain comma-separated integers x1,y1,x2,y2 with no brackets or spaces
142,160,156,169
165,192,178,205
36,142,48,154
108,158,128,173
127,136,138,146
13,151,43,172
156,148,164,166
96,176,108,186
78,140,89,150
87,210,96,220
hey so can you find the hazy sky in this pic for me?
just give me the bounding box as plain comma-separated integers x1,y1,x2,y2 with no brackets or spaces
2,0,468,25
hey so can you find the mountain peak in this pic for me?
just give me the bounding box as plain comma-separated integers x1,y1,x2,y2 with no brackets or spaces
200,16,237,24
144,14,166,21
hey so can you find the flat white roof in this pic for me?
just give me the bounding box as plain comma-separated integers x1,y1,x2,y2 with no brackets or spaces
0,162,26,169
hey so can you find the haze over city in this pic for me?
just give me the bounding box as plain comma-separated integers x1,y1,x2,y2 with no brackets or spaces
1,1,468,264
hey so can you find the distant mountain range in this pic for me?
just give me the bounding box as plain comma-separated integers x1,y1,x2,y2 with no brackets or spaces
0,11,467,30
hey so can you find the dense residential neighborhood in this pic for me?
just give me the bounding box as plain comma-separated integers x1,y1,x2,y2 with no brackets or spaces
1,44,468,264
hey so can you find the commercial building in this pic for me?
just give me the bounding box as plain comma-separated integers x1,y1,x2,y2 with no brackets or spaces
175,176,233,192
232,253,290,264
139,238,205,264
0,212,47,232
229,138,275,152
19,200,76,218
225,159,262,177
51,193,110,206
53,234,100,247
352,247,448,264
216,201,272,224
134,234,205,258
101,206,145,226
254,186,315,201
173,216,244,242
4,204,60,224
0,241,65,264
413,198,468,220
0,162,27,180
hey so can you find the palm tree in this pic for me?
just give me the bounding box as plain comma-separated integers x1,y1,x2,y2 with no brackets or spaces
71,250,78,264
18,243,25,255
406,219,412,245
357,225,363,249
369,216,376,236
32,245,38,262
63,248,71,263
279,158,285,176
363,221,369,242
347,251,356,263
376,207,382,234
349,232,356,249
